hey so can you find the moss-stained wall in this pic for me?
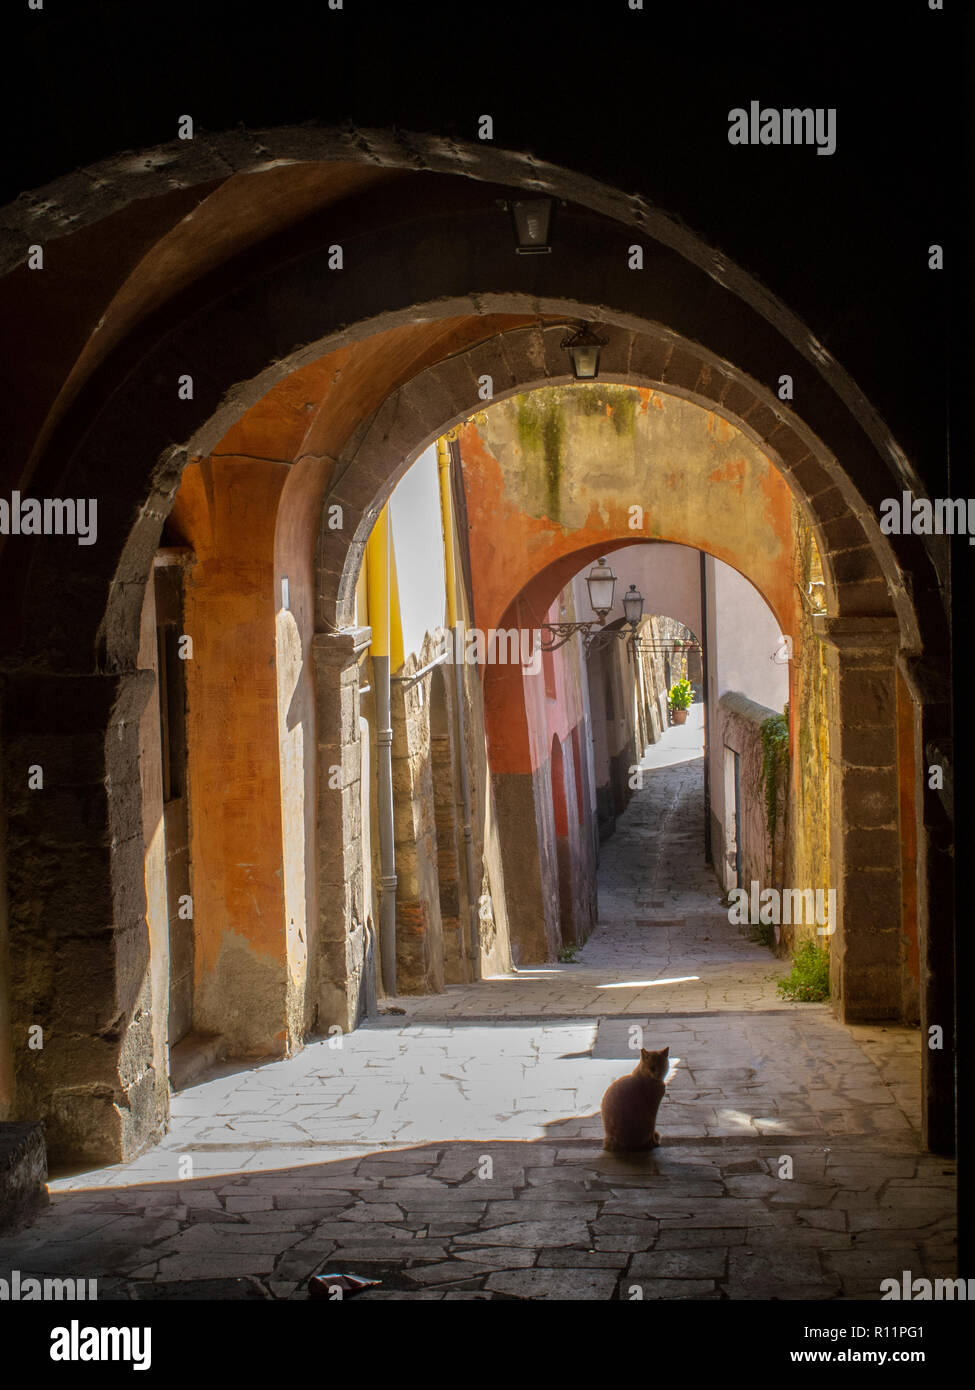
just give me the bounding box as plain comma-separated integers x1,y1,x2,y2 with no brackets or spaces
783,510,832,950
463,383,795,644
512,384,640,522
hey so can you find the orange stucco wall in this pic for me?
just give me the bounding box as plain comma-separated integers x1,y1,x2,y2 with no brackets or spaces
483,577,591,779
459,388,796,638
169,457,290,1045
462,385,799,779
160,315,540,1047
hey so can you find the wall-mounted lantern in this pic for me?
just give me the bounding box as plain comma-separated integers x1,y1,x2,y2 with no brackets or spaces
585,557,617,620
539,559,643,655
561,322,608,380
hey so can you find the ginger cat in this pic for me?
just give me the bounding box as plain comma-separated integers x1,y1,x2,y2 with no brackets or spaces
600,1046,669,1152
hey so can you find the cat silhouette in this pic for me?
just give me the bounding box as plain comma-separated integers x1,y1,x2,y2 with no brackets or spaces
600,1045,669,1152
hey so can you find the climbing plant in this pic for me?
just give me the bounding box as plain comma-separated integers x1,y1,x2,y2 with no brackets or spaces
760,704,790,842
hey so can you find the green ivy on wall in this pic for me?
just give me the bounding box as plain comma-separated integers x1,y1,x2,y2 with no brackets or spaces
760,704,790,841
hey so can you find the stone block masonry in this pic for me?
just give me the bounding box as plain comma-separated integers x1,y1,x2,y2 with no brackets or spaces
0,1122,47,1234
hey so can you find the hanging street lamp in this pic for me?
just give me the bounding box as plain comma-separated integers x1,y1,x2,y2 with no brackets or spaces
561,322,608,380
501,198,555,254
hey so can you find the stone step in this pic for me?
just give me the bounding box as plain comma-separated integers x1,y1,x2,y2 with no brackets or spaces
169,1033,228,1093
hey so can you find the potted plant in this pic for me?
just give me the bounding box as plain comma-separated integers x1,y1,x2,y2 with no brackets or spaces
668,676,693,725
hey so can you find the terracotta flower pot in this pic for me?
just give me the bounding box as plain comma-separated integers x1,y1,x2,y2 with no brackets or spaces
671,706,688,725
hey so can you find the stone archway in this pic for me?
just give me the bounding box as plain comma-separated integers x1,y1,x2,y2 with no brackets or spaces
0,141,952,1161
315,364,947,1151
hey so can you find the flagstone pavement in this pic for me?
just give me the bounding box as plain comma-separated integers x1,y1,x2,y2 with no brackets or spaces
0,705,956,1300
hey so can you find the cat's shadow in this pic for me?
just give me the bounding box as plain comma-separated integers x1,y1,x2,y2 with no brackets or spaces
539,1110,664,1171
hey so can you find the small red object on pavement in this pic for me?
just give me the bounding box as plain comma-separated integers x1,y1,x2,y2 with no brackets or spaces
308,1273,381,1299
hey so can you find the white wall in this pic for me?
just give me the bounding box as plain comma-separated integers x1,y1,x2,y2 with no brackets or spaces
705,554,790,896
388,443,447,663
713,561,789,712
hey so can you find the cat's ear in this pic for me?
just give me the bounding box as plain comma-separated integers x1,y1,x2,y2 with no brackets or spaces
660,1047,669,1057
640,1048,650,1061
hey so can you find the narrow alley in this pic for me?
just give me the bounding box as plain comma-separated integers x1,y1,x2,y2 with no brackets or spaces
1,19,965,1340
0,708,953,1301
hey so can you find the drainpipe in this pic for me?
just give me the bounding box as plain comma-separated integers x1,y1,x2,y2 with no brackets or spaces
367,507,397,997
438,437,481,979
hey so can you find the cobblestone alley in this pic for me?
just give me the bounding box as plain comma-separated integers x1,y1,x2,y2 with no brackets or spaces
0,708,955,1301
